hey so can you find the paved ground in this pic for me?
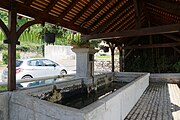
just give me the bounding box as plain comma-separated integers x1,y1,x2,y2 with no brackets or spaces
125,82,180,120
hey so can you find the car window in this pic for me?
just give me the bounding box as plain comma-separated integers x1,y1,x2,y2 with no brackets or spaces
16,60,23,67
28,60,43,66
42,59,58,66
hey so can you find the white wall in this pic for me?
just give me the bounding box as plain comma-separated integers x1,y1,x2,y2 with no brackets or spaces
45,45,75,62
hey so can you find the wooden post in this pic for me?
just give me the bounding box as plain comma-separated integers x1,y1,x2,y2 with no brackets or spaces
122,44,125,72
108,42,116,72
118,45,124,72
7,2,17,91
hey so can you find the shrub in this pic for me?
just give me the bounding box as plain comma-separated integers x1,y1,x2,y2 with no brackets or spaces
2,51,20,64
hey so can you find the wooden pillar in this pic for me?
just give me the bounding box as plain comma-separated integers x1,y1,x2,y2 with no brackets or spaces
0,1,42,91
7,3,17,91
118,46,122,72
118,44,125,72
108,42,116,72
122,44,125,72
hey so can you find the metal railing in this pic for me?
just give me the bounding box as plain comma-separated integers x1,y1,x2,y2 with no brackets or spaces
0,74,75,86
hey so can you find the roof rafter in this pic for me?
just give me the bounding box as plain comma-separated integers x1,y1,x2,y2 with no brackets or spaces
45,0,59,13
133,0,141,28
82,24,180,40
103,5,134,33
88,0,126,31
146,0,180,16
0,1,89,34
79,0,112,27
92,0,133,34
24,0,33,6
58,0,81,19
107,7,135,32
72,0,97,23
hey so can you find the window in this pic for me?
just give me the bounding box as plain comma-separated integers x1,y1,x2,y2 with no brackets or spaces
16,60,23,67
28,60,43,66
42,59,58,66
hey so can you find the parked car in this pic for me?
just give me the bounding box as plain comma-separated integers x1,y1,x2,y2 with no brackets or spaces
1,58,67,87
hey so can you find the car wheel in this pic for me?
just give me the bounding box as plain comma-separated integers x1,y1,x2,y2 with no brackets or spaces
60,70,67,75
22,75,33,79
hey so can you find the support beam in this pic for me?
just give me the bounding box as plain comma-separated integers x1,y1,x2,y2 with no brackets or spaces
17,20,43,39
133,0,141,28
172,47,180,54
82,24,180,40
108,42,116,72
147,0,180,16
8,2,17,91
124,42,180,49
163,34,180,42
125,49,133,59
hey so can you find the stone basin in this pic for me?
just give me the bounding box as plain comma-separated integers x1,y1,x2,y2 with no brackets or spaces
0,72,149,120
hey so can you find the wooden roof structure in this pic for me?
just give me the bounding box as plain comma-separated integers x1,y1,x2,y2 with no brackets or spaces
1,0,180,42
0,0,180,90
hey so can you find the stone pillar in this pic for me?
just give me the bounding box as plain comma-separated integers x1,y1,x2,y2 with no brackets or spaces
72,48,98,78
72,48,98,91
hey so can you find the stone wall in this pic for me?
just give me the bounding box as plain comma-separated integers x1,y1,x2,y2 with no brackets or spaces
0,72,149,120
0,92,10,120
150,73,180,84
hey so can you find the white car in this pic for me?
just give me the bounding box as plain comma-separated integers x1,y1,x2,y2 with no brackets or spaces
2,58,67,87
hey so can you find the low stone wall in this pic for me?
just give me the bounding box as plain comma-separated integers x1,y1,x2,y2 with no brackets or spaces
0,92,10,120
0,72,149,120
150,73,180,84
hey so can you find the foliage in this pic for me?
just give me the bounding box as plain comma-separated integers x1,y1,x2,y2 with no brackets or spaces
125,49,180,73
68,33,100,48
0,86,7,92
125,50,154,72
2,51,20,64
40,24,65,37
0,11,8,25
173,61,180,72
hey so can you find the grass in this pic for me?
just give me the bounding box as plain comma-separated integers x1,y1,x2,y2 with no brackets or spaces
0,86,7,92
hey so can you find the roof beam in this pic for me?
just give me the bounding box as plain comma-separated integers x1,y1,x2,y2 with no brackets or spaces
172,47,180,54
24,0,33,6
88,0,126,31
92,0,132,34
133,0,141,28
163,34,180,42
124,42,180,49
110,8,135,32
72,0,97,23
102,5,134,33
147,0,180,16
0,1,89,34
80,0,112,26
58,0,81,19
45,0,59,13
82,24,180,40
